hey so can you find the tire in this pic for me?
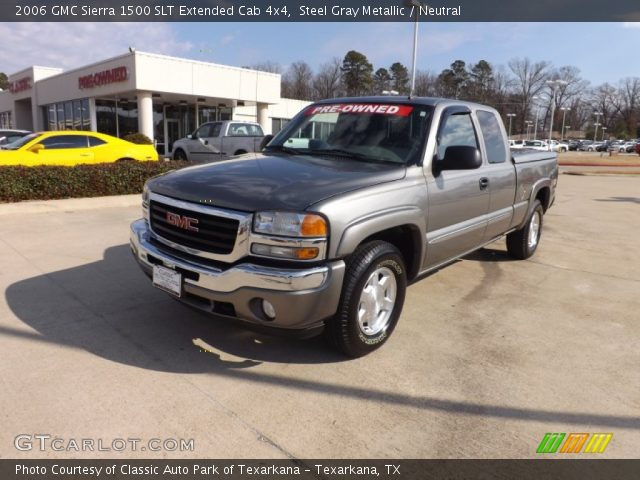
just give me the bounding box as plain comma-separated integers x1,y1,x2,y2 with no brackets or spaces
234,150,248,156
560,147,567,152
116,157,135,163
173,149,187,161
506,200,544,260
325,241,407,357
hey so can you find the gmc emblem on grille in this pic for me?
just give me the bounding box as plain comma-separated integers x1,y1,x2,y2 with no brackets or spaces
166,211,199,232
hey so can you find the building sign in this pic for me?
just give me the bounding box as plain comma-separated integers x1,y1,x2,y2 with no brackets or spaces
78,66,128,89
9,77,32,94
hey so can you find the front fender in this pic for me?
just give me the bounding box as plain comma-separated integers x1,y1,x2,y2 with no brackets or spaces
334,206,426,265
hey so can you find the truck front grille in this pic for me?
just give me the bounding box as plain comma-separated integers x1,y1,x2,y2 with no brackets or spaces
150,200,239,255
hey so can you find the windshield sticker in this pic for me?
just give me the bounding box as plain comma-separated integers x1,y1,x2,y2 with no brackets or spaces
305,104,413,116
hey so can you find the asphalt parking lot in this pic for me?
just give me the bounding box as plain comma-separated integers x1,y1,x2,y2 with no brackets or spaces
0,174,638,459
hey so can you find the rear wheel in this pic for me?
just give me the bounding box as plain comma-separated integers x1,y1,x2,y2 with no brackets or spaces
506,200,544,260
325,241,407,357
173,149,187,161
234,149,248,156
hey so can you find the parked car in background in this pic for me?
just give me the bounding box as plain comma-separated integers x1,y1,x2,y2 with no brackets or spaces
172,121,265,162
523,140,550,151
0,129,31,147
0,131,158,166
596,141,612,152
509,139,524,149
636,142,640,155
619,141,636,153
567,140,581,151
548,140,569,152
577,140,594,151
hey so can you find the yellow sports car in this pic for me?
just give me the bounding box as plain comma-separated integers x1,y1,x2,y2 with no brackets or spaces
0,131,158,166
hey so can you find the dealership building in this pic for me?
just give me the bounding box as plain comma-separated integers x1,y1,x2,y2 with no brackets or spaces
0,50,309,155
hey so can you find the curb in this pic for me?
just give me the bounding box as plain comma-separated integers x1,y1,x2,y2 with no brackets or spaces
0,194,141,216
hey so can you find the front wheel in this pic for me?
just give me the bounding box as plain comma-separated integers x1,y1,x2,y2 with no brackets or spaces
325,241,407,357
173,149,187,161
506,200,544,260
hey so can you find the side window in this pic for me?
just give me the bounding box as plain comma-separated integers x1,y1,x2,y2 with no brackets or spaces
247,124,263,136
41,135,88,149
88,136,106,147
195,124,212,138
210,123,222,137
477,110,507,164
437,113,478,159
228,124,249,136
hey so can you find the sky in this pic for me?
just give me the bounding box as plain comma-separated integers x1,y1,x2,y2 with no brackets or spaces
1,22,638,86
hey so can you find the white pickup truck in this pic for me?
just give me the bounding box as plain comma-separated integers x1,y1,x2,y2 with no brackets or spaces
171,121,265,162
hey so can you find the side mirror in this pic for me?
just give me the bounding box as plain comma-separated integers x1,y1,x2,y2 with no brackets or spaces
259,134,274,151
436,146,482,173
186,134,193,140
29,143,45,153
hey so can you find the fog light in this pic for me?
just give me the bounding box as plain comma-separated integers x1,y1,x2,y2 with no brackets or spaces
262,299,276,320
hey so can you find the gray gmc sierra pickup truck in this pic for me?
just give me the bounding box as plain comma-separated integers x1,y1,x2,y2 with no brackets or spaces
130,97,558,357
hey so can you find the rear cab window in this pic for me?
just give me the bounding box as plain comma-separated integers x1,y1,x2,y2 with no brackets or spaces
477,110,508,163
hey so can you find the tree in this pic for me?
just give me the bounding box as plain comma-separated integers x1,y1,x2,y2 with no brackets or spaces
508,58,550,134
341,50,373,97
313,58,343,100
413,70,437,97
435,60,469,99
281,61,314,100
0,72,9,91
389,62,409,95
249,62,282,74
467,60,495,103
373,68,392,94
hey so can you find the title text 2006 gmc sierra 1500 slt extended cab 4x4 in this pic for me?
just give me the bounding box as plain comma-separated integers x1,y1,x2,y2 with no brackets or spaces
130,97,558,357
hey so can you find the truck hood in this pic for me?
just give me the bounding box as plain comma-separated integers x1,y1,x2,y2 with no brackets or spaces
148,153,406,211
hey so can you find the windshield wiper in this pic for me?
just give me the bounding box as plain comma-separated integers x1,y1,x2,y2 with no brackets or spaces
265,145,304,155
310,148,398,165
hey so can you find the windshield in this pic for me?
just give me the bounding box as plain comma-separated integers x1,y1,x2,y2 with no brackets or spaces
3,133,41,150
267,103,434,165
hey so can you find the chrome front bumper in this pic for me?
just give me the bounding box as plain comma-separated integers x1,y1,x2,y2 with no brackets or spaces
130,219,345,332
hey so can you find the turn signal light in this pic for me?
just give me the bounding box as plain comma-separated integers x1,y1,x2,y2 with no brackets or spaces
301,214,327,237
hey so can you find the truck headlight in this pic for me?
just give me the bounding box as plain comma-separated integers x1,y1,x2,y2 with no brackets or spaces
142,184,150,219
142,184,150,208
253,211,327,238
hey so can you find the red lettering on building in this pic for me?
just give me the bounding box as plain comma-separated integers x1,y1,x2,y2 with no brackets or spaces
8,77,32,94
78,66,129,89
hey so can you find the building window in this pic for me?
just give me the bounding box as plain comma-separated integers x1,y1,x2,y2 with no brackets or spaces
0,111,12,128
95,99,117,137
272,117,290,134
43,100,91,132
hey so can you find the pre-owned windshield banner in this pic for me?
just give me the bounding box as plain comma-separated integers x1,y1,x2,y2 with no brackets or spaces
1,0,639,22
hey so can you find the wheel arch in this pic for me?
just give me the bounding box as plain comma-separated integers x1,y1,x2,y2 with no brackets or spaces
335,210,425,282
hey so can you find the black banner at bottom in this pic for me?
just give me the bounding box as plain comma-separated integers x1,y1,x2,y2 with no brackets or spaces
2,459,640,480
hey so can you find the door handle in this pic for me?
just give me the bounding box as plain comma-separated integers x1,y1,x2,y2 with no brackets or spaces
479,177,489,190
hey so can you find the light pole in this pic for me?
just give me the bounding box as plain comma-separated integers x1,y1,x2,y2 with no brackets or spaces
601,127,607,141
560,107,571,141
564,125,571,139
525,121,533,140
546,80,568,144
532,95,541,140
408,0,425,98
593,112,602,142
506,113,516,139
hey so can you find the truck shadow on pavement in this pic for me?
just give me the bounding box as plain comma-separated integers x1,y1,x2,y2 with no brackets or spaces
4,244,347,371
5,244,640,430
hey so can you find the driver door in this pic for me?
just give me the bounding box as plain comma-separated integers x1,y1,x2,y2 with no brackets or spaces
424,108,490,268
